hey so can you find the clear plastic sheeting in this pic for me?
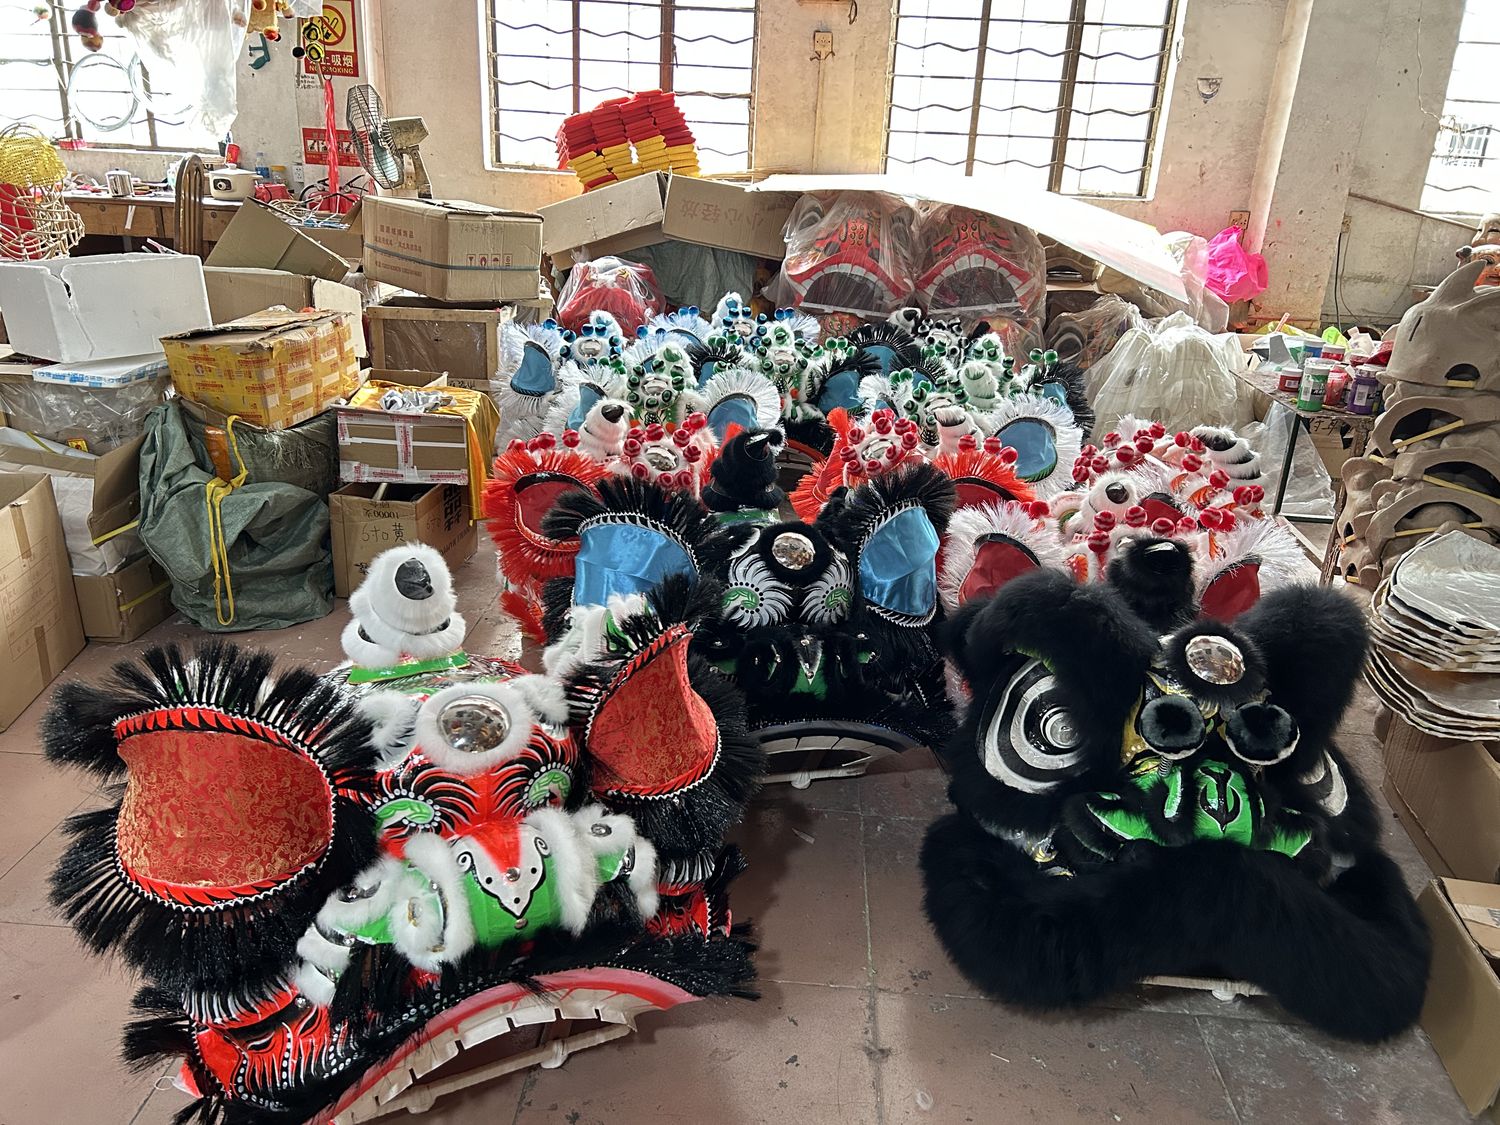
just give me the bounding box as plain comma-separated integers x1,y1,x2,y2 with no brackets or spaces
114,0,250,137
1241,402,1335,520
1087,311,1253,435
556,255,665,335
1046,293,1137,370
0,376,170,453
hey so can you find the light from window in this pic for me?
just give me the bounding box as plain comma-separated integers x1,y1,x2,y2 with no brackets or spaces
1422,2,1500,216
486,0,755,173
0,1,217,150
886,0,1177,198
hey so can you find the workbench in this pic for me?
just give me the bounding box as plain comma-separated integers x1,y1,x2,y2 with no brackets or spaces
1235,366,1378,585
64,192,239,246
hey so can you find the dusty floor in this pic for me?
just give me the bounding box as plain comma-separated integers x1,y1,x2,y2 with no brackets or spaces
0,542,1472,1124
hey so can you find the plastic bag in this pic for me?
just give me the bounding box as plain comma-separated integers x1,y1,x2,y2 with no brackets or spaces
1047,293,1139,370
555,255,664,334
1089,311,1254,435
1205,226,1269,304
910,201,1046,344
1241,403,1335,519
767,191,918,319
0,376,169,453
140,401,336,631
115,0,250,137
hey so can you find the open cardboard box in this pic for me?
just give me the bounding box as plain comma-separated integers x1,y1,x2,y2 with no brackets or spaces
0,434,146,576
0,254,211,364
329,481,474,599
0,473,85,731
74,553,173,643
1419,878,1500,1117
203,267,365,360
335,371,482,485
1380,710,1500,884
206,199,352,283
540,174,797,270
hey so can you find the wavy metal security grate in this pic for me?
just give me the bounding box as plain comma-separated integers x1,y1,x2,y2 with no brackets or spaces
487,0,755,172
886,0,1178,198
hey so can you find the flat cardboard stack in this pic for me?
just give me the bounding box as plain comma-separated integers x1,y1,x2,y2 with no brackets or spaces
1420,878,1500,1119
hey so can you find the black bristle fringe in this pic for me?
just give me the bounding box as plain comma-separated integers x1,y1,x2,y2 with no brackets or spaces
820,461,958,553
849,321,922,372
45,642,380,997
1047,360,1095,438
122,985,197,1073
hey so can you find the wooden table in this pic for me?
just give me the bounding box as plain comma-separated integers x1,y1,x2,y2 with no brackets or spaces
1235,367,1378,585
64,192,240,246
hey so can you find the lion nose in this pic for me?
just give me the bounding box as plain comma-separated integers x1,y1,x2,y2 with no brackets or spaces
601,403,625,423
394,560,433,600
1223,702,1299,765
1105,482,1129,504
1139,695,1205,759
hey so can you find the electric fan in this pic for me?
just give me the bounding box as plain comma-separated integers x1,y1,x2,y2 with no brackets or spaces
347,84,432,198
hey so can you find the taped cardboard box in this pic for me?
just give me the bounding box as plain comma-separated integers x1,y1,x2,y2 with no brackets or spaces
1380,711,1500,884
0,473,86,731
205,199,352,283
540,174,796,269
74,553,173,643
203,267,366,358
0,253,211,363
367,289,555,392
329,481,475,599
0,432,145,576
362,196,543,302
336,376,499,496
1419,878,1500,1118
161,309,360,430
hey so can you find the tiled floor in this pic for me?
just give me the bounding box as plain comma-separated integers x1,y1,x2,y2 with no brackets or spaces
0,543,1471,1124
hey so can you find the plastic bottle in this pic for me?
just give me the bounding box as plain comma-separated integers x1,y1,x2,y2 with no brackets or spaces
255,150,271,179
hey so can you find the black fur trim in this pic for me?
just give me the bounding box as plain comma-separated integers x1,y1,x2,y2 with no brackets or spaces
44,643,378,998
921,815,1429,1043
704,428,785,514
1159,618,1267,708
1106,538,1196,631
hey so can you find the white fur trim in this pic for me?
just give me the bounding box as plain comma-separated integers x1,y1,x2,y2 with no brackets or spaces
700,366,782,430
354,544,458,632
398,833,475,971
292,960,339,1007
988,394,1084,499
525,806,599,934
413,681,538,774
576,807,661,919
508,674,571,727
341,616,403,668
357,691,422,767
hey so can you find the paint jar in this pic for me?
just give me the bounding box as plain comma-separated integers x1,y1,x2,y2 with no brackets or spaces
1301,341,1325,363
1323,364,1351,408
1346,365,1382,415
1321,342,1346,363
1297,359,1333,411
1278,365,1304,394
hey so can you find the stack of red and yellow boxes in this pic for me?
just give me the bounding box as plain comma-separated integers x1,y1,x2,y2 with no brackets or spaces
556,90,701,192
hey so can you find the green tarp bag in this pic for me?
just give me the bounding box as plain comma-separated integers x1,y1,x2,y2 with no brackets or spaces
138,400,336,631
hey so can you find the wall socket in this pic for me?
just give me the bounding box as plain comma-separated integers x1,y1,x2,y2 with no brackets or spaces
812,31,834,60
1229,210,1250,230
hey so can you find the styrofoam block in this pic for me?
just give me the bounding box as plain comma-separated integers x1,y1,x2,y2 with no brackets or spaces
0,254,211,363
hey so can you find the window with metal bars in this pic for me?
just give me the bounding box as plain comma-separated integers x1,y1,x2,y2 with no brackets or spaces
886,0,1178,198
0,1,215,150
486,0,755,173
1421,1,1500,217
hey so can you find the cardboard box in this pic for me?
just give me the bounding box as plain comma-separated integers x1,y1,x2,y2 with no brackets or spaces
539,174,796,269
74,553,173,643
1419,878,1500,1116
296,202,364,261
0,435,146,576
335,375,497,485
0,254,212,363
329,481,475,599
0,474,86,731
203,267,365,356
367,298,511,391
1381,712,1500,883
206,199,352,283
161,309,360,430
362,196,543,302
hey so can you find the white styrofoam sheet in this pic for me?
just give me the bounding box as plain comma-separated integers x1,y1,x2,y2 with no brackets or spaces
748,173,1189,303
0,254,211,363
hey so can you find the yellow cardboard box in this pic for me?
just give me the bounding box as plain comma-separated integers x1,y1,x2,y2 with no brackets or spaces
161,309,360,430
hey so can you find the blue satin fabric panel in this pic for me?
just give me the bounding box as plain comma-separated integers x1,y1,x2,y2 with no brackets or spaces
707,395,760,440
513,341,557,397
998,418,1058,482
568,383,603,430
574,523,696,605
859,507,939,617
817,369,863,416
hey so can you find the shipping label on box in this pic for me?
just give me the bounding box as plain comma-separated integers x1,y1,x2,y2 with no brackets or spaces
162,310,360,430
329,482,475,598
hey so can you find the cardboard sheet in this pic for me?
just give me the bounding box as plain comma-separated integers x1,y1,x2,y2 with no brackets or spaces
748,173,1188,303
1420,878,1500,1116
206,199,353,283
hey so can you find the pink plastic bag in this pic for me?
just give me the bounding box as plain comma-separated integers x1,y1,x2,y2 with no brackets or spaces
1205,226,1269,303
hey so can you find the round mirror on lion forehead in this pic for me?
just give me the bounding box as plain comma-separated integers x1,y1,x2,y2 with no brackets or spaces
772,531,817,570
439,694,512,753
1185,635,1246,685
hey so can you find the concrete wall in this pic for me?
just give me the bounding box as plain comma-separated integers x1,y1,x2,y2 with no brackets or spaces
67,0,1472,325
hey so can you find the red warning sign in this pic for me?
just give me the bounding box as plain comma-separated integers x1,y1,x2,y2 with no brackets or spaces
302,127,360,168
300,0,359,78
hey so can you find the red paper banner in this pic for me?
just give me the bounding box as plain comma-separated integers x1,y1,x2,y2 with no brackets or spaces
302,127,361,168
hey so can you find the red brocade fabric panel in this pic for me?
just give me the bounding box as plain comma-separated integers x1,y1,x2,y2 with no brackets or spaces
118,731,333,892
589,642,717,796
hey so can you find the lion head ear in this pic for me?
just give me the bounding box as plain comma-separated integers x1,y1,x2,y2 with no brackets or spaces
1232,585,1368,751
